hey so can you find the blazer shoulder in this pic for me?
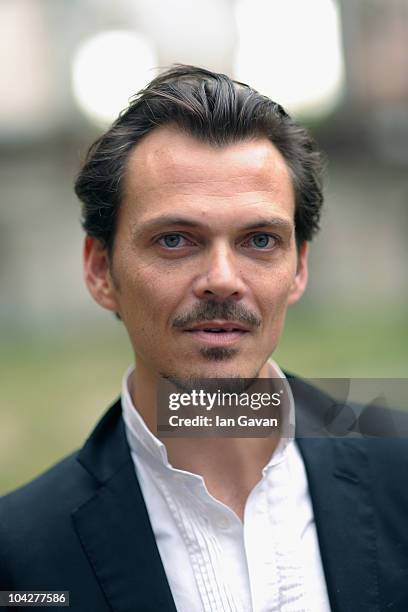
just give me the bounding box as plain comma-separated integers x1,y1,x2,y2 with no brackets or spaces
0,398,124,522
0,400,127,590
0,451,100,587
0,451,98,542
1,450,95,507
287,371,408,445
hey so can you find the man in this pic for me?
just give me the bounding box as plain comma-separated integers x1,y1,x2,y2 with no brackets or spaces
0,65,407,611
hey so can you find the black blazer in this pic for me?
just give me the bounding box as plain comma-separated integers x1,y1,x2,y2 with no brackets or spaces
1,377,407,612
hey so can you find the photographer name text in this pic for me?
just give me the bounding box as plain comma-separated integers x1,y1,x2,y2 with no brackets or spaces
168,414,278,428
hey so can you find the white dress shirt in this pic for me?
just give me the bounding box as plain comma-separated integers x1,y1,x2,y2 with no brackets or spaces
122,362,331,612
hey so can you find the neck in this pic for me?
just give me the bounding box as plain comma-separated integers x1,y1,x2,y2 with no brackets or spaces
129,359,282,520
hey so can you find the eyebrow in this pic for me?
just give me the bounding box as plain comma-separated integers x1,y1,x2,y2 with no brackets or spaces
133,215,293,237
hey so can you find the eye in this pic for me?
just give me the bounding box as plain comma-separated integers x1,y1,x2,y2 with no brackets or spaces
244,233,278,249
157,233,192,248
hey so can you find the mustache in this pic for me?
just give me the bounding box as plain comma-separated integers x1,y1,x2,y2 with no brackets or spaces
172,300,261,330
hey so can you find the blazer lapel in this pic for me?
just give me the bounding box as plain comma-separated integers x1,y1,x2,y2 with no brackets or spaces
72,400,177,612
292,376,380,612
297,437,380,612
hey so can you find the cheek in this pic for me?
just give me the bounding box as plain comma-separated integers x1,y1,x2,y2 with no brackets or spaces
117,264,186,333
256,265,297,314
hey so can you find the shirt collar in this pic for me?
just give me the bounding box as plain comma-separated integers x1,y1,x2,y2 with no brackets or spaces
122,360,296,474
121,363,169,468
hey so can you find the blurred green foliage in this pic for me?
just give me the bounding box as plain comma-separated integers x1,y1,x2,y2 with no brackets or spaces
1,306,407,495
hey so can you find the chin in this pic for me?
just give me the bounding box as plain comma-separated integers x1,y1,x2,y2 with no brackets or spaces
160,368,260,395
170,360,260,382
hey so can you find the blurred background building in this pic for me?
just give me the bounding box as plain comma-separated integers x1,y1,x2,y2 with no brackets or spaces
1,0,407,493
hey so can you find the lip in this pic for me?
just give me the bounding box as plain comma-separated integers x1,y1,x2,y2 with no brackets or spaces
185,320,251,332
185,329,248,346
183,320,250,346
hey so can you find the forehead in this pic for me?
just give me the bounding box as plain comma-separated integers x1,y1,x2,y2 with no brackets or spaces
121,125,294,218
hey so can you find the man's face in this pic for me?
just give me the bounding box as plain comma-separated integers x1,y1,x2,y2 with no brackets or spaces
84,125,308,383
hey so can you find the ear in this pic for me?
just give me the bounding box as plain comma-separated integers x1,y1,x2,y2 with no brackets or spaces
287,241,309,305
83,236,119,313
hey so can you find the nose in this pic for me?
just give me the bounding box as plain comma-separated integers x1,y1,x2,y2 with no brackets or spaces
192,242,246,301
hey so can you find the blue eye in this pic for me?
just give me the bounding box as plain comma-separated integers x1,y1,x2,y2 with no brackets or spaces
248,233,276,249
158,234,185,248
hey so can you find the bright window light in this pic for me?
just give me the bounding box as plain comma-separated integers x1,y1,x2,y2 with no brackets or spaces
71,30,157,127
234,0,345,119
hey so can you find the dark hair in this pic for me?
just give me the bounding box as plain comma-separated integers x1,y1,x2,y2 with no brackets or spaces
75,64,324,255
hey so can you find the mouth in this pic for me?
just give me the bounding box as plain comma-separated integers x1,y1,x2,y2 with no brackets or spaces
183,321,250,346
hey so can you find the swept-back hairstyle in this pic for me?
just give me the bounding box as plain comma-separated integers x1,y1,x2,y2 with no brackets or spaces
75,64,324,255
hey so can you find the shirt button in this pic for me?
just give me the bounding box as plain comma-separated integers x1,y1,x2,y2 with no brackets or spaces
216,516,230,529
